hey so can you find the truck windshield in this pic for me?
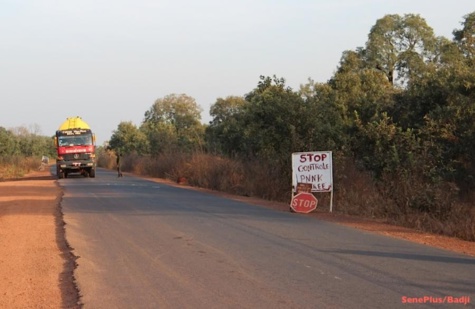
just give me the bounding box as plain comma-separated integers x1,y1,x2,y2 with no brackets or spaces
58,135,93,146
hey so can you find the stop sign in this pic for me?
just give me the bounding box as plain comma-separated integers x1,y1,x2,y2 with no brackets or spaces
290,192,318,213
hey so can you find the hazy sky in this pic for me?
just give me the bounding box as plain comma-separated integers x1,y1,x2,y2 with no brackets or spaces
1,0,473,144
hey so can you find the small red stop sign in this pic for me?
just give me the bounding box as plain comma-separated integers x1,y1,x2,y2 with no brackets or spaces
290,192,318,213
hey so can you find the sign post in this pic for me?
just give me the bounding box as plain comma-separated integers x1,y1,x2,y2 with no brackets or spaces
291,151,334,212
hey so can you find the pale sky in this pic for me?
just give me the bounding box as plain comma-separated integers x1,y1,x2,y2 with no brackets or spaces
1,0,473,145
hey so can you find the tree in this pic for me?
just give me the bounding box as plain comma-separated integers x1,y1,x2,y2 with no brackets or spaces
334,49,366,75
206,96,248,155
453,11,475,66
329,50,394,125
144,94,202,130
421,97,475,193
239,76,302,159
0,125,55,158
352,113,420,178
0,127,17,156
208,96,247,127
298,81,347,154
109,121,148,155
142,94,204,154
373,11,475,192
140,121,177,155
365,14,437,86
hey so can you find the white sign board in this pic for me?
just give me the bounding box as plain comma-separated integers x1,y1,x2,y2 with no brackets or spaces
292,151,333,193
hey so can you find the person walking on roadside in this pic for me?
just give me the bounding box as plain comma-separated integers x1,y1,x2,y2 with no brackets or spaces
116,152,123,177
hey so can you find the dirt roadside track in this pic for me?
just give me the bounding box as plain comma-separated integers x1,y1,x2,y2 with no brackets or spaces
0,169,79,309
0,169,474,308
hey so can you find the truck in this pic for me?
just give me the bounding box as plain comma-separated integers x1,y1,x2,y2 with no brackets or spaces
54,117,97,179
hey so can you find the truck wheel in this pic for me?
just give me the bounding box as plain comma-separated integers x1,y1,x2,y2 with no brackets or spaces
58,171,64,179
89,168,96,178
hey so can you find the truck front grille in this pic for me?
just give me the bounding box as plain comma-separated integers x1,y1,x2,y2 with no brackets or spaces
63,153,91,161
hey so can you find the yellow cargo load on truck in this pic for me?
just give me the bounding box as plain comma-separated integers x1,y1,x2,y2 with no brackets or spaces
58,116,91,130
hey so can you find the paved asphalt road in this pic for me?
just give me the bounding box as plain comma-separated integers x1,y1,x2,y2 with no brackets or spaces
60,169,475,309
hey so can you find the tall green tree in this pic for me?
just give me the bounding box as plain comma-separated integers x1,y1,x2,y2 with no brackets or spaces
330,50,394,125
240,76,306,160
206,96,248,155
363,11,475,193
391,36,462,129
140,121,178,155
298,80,347,153
365,14,437,86
409,13,475,191
142,94,205,154
109,121,148,155
453,11,475,66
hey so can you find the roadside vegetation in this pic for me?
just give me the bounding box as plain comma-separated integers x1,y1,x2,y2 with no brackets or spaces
0,126,55,180
100,12,475,241
2,12,474,241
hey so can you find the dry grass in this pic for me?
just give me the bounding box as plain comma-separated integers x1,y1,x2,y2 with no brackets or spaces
331,158,393,218
401,203,475,241
97,151,475,242
0,157,42,180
